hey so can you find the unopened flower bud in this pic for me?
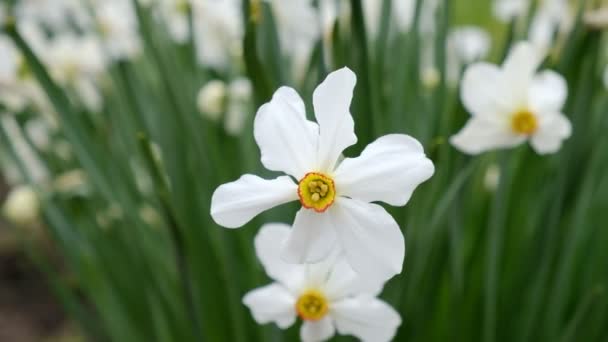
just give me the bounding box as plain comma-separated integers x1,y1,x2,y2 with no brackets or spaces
197,80,227,121
2,185,40,226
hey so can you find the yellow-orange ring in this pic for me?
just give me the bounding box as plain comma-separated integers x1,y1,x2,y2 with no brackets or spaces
297,172,336,213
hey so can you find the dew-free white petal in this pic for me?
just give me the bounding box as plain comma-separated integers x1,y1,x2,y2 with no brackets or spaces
332,295,402,342
254,86,319,179
530,113,572,154
334,134,434,206
331,198,405,282
502,42,543,95
254,223,306,292
281,208,337,264
300,317,335,342
450,117,525,155
313,67,358,172
528,70,568,114
242,283,296,329
210,175,297,228
461,62,516,116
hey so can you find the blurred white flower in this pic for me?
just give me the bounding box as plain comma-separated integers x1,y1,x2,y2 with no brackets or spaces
14,0,88,30
197,80,227,121
243,224,401,342
447,26,491,86
528,0,573,52
493,0,529,22
265,0,322,81
211,68,434,281
92,0,141,60
225,77,252,136
191,0,243,70
44,34,106,111
159,0,190,43
451,42,571,155
0,32,48,113
2,185,40,226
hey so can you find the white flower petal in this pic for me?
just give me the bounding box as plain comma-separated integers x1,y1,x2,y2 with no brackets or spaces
332,295,402,342
528,70,568,113
333,134,434,206
281,208,337,264
210,175,297,228
323,256,383,301
300,317,335,342
530,113,572,154
254,86,319,179
242,283,296,329
460,62,515,116
254,223,306,291
331,198,405,281
313,67,358,172
450,117,525,155
502,42,543,92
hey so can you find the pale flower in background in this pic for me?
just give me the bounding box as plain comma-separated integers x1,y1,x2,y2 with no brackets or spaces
243,224,401,342
44,34,106,112
451,42,571,155
1,115,48,185
528,0,573,52
159,0,190,43
265,0,321,82
225,77,253,136
493,0,529,22
211,68,434,281
191,0,243,70
14,0,89,31
447,26,491,86
197,80,227,121
2,185,40,226
92,0,141,60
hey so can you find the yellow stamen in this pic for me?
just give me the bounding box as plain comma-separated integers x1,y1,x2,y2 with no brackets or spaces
511,110,538,135
297,172,336,212
295,290,329,321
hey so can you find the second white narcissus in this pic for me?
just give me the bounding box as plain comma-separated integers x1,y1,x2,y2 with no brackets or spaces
450,41,571,155
243,224,401,342
211,67,434,282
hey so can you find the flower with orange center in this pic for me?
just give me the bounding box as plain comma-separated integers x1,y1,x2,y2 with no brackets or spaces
451,41,571,155
297,173,336,212
295,290,329,321
511,110,538,135
243,224,402,342
211,68,435,282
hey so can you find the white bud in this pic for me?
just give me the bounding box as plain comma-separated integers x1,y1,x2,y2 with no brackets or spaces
484,164,501,192
197,80,227,121
421,67,440,89
2,185,40,226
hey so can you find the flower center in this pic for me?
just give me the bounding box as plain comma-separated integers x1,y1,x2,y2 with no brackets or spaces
297,172,336,212
511,110,538,135
295,290,329,321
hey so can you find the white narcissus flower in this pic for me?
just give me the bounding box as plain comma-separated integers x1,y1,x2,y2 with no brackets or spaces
211,67,435,281
191,0,243,70
92,0,141,61
243,224,401,342
450,42,571,155
447,26,491,86
44,34,106,111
